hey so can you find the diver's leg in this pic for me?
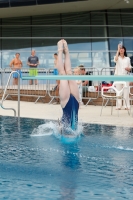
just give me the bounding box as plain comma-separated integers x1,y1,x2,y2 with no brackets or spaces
57,40,70,108
63,39,79,102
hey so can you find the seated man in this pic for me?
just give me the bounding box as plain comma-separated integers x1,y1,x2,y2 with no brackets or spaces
79,65,92,93
56,39,79,133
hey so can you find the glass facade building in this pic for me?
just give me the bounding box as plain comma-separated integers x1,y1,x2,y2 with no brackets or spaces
0,0,84,8
0,9,133,69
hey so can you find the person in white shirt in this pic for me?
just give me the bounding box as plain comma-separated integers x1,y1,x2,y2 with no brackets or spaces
74,67,83,106
114,44,131,110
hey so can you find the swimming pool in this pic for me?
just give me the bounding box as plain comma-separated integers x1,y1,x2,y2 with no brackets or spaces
0,116,133,199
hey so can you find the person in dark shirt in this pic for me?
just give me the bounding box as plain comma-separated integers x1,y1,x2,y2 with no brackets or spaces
78,65,92,86
78,65,92,93
130,56,133,73
27,50,39,85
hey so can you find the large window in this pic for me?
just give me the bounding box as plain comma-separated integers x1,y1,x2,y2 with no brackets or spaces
107,10,133,66
0,9,133,69
0,0,86,8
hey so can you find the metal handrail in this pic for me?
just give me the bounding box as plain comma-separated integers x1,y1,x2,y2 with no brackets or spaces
0,71,20,118
2,67,48,104
0,68,4,95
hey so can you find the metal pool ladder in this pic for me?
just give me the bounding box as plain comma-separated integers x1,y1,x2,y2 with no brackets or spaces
0,71,20,118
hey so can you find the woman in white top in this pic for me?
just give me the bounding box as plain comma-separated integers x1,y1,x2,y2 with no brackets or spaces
114,44,131,110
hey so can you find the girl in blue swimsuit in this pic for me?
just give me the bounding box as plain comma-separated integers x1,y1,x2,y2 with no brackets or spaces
56,40,79,132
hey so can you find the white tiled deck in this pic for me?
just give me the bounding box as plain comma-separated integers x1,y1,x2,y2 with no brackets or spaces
0,100,133,127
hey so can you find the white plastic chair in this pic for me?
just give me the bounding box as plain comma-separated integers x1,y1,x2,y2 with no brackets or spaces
100,81,130,116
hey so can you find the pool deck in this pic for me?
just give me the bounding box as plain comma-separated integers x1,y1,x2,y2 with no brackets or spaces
0,100,133,127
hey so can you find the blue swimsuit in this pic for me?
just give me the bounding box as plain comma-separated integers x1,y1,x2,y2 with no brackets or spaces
61,94,79,131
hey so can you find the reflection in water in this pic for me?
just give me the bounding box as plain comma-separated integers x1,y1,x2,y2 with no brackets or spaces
108,126,133,188
113,126,132,139
58,144,81,200
1,116,133,199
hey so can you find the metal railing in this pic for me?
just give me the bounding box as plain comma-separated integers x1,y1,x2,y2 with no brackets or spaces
100,67,115,75
0,71,20,117
47,67,100,105
100,67,116,107
78,67,100,106
2,67,48,103
1,66,133,107
0,68,4,96
47,68,59,104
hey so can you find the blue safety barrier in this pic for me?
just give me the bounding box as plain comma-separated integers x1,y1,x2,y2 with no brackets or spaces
22,75,133,82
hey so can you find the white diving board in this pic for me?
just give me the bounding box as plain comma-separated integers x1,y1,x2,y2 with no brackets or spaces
22,75,133,82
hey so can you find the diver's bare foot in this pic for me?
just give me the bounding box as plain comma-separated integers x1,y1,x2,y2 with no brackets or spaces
57,40,63,52
57,40,66,75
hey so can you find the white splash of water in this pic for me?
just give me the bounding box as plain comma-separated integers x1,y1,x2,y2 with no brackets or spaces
31,120,83,138
104,145,133,152
53,120,83,142
114,146,133,151
31,121,57,137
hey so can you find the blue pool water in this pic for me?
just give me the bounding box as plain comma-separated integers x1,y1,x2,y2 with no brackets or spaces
0,116,133,199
